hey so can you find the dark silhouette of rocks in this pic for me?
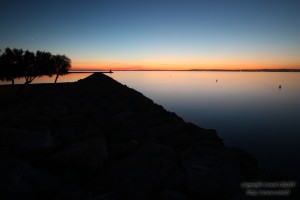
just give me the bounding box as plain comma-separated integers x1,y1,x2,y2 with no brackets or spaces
0,73,297,200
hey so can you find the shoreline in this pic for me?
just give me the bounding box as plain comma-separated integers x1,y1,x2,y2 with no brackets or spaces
1,70,299,87
70,69,300,72
0,73,298,199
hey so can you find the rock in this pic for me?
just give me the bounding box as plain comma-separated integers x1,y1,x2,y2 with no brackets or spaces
45,137,108,181
0,73,267,200
51,126,82,145
90,192,120,200
186,123,223,143
182,146,242,200
52,124,103,145
108,140,140,160
146,123,185,140
43,104,68,118
5,117,25,128
54,183,88,200
57,114,87,125
108,111,144,142
15,105,40,119
106,142,181,200
68,98,95,115
158,190,188,200
161,131,193,151
30,115,53,127
84,126,105,139
14,129,59,160
228,147,258,178
111,111,138,121
0,158,35,200
0,127,58,160
31,170,62,198
0,157,61,200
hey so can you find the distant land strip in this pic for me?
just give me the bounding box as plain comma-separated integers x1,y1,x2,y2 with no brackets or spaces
69,70,113,73
70,69,300,72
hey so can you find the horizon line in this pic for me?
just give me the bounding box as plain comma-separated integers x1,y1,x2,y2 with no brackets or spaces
70,68,300,73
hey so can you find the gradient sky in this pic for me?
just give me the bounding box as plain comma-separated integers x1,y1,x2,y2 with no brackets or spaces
1,0,300,70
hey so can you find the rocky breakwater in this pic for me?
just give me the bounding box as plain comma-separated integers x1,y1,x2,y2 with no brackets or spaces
0,73,293,200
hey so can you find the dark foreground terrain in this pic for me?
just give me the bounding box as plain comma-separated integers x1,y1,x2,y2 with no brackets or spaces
0,73,298,200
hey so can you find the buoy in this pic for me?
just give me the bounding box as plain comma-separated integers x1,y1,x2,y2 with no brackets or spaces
279,85,282,89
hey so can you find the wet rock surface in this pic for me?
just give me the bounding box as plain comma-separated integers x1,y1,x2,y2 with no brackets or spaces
0,73,297,199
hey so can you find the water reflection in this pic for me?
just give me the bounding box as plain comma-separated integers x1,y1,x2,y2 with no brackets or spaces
0,73,92,85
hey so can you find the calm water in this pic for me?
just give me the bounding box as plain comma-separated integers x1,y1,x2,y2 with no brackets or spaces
2,71,300,179
107,71,300,179
0,73,93,85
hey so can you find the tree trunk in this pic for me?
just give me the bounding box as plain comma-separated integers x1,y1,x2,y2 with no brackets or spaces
17,77,36,95
30,76,36,83
54,74,59,84
18,80,29,95
11,79,14,86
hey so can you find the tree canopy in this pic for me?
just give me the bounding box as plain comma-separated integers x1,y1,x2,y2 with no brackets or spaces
0,47,71,85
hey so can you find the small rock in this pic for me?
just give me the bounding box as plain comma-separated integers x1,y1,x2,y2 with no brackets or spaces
0,157,61,200
158,190,188,200
106,142,180,200
182,146,242,199
45,137,108,180
55,183,88,200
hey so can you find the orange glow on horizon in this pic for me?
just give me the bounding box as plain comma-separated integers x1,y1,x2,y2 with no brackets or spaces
71,57,300,71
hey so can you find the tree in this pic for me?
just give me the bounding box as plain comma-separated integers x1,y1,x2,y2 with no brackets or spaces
0,47,23,85
0,47,71,85
0,50,4,82
22,50,36,84
53,54,71,83
34,51,54,82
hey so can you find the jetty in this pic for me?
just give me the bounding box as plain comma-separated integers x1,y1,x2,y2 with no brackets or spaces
0,73,296,200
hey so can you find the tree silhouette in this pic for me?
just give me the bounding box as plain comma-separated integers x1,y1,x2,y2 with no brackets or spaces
53,54,71,83
0,47,72,85
34,51,55,83
0,50,4,82
0,48,23,85
22,50,37,84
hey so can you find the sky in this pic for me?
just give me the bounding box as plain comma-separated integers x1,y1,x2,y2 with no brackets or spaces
1,0,300,70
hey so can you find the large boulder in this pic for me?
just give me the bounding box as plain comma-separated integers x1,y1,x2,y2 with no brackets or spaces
51,124,104,145
105,142,185,200
44,137,108,183
0,127,59,161
158,189,188,200
182,146,243,200
0,157,61,200
54,183,89,200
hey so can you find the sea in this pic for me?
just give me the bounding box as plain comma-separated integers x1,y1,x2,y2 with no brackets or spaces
2,71,300,180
